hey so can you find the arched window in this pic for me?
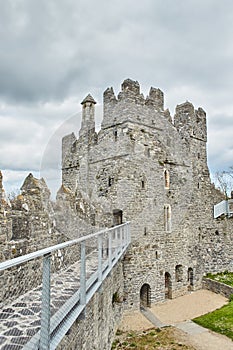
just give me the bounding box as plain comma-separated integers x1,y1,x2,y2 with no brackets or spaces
164,169,170,189
164,205,172,232
175,265,183,282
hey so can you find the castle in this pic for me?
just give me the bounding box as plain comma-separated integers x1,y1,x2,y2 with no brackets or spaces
1,78,233,308
61,78,233,307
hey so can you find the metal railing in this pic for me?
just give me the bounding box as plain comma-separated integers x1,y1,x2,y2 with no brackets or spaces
0,222,130,350
214,199,233,218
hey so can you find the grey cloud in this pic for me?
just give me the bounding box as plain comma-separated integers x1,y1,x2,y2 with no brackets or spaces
0,0,233,193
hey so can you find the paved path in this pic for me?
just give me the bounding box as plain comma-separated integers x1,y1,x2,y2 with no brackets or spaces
140,306,166,328
120,290,233,350
0,251,99,350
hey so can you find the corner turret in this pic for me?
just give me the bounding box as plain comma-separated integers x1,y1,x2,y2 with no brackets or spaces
79,94,96,137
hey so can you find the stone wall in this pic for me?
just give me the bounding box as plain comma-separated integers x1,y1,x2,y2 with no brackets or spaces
61,78,233,309
0,172,97,305
1,78,233,347
202,277,233,299
57,261,125,350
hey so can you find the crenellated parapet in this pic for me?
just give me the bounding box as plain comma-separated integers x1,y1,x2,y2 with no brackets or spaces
120,78,141,96
174,101,207,142
145,87,164,110
101,78,165,129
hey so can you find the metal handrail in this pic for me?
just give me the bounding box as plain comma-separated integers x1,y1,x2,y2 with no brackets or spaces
214,199,233,218
0,222,131,350
0,222,130,271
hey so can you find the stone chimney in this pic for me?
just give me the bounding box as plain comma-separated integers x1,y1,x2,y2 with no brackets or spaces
79,94,96,137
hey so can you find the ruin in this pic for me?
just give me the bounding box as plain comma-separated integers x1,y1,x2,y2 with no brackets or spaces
61,78,233,306
1,78,233,348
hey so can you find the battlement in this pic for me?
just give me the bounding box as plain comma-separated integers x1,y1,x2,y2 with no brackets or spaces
102,79,165,128
121,78,140,95
175,101,195,118
174,101,207,142
145,87,164,109
103,87,117,102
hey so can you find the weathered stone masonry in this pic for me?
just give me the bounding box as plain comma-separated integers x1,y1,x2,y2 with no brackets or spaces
1,78,233,349
62,78,233,309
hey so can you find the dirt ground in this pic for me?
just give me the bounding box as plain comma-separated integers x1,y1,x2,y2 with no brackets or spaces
118,290,233,350
150,289,228,324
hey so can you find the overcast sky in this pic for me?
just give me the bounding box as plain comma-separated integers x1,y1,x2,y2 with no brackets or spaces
1,0,233,197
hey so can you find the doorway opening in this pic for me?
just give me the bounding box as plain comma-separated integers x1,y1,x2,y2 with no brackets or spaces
165,272,172,299
140,283,151,308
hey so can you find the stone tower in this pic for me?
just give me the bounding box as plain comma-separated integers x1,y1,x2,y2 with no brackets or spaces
62,79,233,309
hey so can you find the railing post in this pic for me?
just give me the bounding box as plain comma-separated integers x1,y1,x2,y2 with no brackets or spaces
40,253,51,350
226,199,229,217
127,222,130,244
80,242,86,305
98,234,103,283
108,229,112,268
119,226,123,254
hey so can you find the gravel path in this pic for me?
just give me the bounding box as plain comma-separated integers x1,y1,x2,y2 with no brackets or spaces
119,290,233,350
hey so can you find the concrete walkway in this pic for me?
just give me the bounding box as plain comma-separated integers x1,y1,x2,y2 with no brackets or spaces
140,306,166,328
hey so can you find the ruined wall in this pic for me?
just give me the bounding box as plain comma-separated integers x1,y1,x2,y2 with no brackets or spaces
0,171,12,262
0,172,97,305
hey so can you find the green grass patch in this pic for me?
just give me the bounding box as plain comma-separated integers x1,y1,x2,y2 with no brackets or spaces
193,300,233,340
205,271,233,287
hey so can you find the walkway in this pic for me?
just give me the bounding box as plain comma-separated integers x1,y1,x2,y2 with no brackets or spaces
119,290,233,350
0,252,98,350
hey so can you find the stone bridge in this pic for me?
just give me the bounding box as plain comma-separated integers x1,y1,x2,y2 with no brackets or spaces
0,222,130,350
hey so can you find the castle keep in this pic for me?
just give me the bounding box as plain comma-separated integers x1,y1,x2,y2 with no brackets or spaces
1,79,233,349
62,78,233,307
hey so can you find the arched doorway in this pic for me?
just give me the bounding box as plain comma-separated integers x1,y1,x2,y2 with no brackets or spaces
188,268,194,290
140,284,151,308
165,272,172,299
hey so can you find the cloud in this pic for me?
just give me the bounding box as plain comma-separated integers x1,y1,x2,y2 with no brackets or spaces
0,0,233,194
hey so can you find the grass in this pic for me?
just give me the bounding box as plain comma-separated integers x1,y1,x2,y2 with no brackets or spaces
205,271,233,287
193,300,233,340
111,327,195,349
